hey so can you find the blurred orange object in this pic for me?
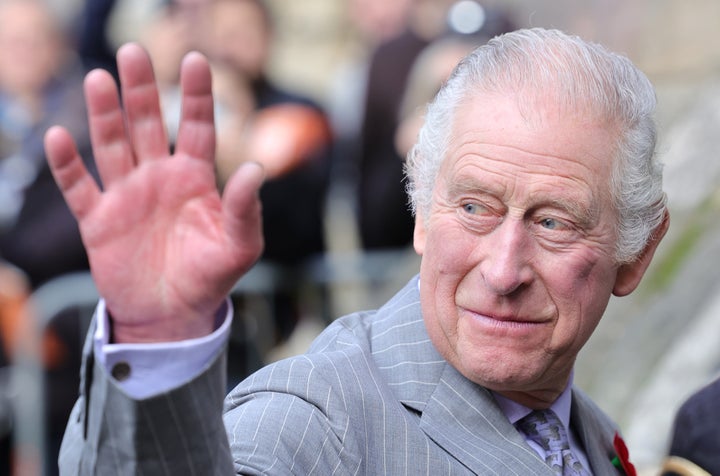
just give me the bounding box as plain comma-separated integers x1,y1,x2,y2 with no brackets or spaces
216,102,331,184
247,103,332,178
0,263,65,368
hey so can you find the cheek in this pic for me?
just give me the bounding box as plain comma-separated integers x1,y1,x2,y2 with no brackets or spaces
545,253,617,341
419,225,480,355
543,242,617,295
420,274,462,367
423,222,477,271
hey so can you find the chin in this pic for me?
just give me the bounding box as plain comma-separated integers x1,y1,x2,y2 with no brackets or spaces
455,351,546,391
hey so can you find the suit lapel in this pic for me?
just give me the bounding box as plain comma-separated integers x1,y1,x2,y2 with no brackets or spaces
418,364,555,475
571,388,624,474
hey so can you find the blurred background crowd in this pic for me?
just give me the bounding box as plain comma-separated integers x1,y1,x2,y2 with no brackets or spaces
1,0,719,474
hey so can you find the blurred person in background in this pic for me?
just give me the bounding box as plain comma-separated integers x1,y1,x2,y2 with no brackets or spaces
324,0,418,275
660,376,720,476
394,34,481,158
327,0,414,151
395,1,517,158
199,0,333,369
354,0,454,252
0,0,96,473
0,0,93,287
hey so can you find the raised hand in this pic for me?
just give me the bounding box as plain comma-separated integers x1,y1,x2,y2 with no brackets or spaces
43,44,265,343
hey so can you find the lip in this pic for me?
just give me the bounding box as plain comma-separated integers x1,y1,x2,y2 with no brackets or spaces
461,307,550,329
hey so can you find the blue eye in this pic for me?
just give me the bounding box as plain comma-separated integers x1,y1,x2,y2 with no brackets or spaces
463,203,479,214
540,218,559,229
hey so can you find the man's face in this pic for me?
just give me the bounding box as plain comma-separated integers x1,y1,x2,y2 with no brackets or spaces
414,92,646,406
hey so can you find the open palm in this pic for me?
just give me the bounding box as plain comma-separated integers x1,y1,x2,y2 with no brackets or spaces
44,44,264,343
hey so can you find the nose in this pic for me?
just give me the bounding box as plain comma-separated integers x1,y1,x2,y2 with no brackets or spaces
478,217,534,296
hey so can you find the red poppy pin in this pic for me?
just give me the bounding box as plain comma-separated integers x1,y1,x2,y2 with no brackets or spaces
611,433,637,476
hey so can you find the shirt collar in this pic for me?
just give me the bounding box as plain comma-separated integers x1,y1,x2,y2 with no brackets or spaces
491,371,574,430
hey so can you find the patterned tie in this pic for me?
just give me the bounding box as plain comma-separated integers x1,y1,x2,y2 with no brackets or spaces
516,409,591,475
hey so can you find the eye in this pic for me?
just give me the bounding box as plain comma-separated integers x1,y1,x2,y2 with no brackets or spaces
539,217,561,230
463,203,480,214
461,201,495,217
534,215,580,243
458,200,499,233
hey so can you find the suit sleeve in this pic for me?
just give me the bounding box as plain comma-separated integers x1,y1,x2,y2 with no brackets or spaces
58,318,234,475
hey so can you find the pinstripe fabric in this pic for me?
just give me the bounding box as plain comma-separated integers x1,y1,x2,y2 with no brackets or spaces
59,340,234,475
59,276,624,475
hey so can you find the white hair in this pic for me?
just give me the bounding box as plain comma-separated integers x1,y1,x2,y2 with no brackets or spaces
405,27,666,263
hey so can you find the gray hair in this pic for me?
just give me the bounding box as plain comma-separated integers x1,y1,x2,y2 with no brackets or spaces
404,28,666,263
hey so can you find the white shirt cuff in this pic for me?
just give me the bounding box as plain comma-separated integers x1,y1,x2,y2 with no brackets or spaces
93,299,233,399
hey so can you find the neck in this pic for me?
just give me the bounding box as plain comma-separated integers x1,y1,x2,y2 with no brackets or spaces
492,370,574,409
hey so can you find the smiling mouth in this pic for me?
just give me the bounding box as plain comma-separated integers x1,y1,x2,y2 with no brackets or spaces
463,308,547,328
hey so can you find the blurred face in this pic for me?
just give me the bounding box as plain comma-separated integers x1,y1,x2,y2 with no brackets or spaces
414,92,656,407
348,0,413,42
0,0,63,96
142,10,194,86
205,0,270,79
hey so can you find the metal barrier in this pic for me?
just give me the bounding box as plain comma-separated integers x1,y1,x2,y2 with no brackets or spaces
9,272,98,476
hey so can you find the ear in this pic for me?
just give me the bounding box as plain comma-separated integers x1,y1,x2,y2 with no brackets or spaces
413,215,427,256
613,209,670,297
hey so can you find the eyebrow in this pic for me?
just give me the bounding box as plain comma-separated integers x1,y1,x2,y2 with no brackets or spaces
446,176,496,199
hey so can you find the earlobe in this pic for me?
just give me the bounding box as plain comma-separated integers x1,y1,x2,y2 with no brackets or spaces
413,217,427,256
613,209,670,297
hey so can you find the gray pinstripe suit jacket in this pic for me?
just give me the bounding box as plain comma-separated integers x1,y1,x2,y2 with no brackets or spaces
59,275,626,475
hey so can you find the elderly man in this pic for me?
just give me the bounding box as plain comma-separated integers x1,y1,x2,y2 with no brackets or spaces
45,27,668,474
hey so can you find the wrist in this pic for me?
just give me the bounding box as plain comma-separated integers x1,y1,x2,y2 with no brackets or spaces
108,302,227,344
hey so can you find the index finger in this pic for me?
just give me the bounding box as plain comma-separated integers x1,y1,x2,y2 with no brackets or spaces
44,126,101,221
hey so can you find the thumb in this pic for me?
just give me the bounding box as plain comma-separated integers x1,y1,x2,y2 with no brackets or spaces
222,161,265,263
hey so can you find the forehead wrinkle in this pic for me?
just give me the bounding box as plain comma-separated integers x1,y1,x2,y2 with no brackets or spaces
450,130,604,175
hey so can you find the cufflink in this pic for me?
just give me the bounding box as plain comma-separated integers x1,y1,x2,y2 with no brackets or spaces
111,361,131,381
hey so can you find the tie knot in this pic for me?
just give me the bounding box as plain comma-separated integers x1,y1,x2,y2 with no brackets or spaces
517,409,570,452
